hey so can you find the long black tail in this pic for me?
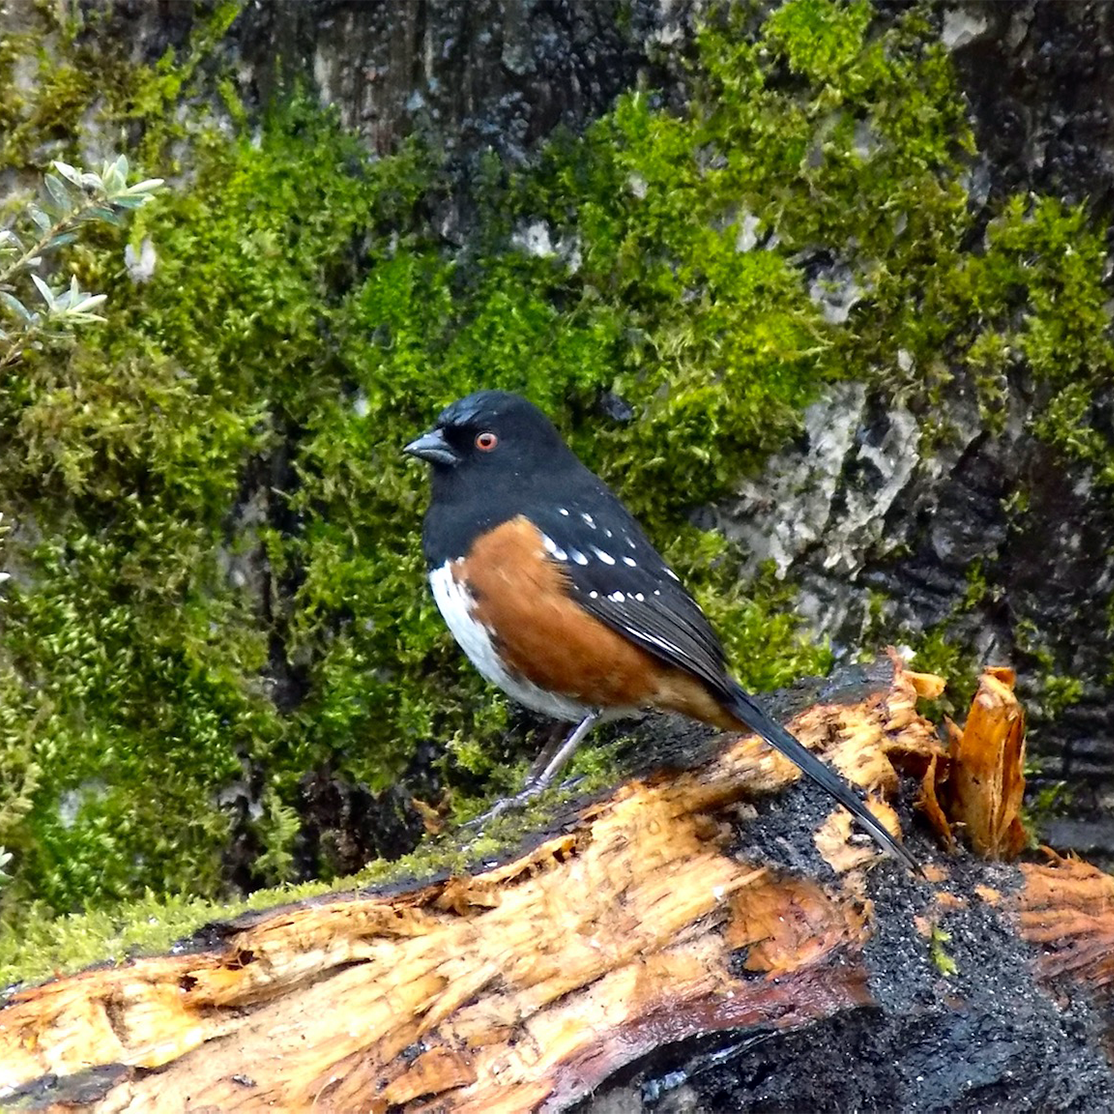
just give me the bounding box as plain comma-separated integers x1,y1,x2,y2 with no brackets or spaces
724,681,920,875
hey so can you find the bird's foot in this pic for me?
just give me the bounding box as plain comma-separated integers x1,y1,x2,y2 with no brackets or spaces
463,712,602,831
463,779,546,829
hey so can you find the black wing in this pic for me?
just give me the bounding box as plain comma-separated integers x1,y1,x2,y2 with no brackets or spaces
525,493,732,698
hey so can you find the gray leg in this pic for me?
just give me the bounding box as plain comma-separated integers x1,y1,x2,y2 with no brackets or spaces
524,721,574,783
466,710,602,829
527,711,601,789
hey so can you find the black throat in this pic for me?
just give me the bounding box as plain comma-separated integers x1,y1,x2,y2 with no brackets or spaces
421,450,597,567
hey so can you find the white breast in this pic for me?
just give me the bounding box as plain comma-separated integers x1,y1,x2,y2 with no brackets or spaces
428,560,588,723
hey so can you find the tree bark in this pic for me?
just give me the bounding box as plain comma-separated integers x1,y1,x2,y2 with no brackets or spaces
3,660,1113,1112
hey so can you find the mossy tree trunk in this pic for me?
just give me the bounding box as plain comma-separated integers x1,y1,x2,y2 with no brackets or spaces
4,0,1114,1033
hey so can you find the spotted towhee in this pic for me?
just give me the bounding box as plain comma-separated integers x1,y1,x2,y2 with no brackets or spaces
405,390,916,871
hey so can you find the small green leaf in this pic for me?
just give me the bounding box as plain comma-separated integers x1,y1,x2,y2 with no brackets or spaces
51,160,84,186
30,274,55,309
930,925,958,977
126,178,165,195
69,294,107,315
0,291,32,321
101,154,129,194
44,175,73,212
79,207,122,225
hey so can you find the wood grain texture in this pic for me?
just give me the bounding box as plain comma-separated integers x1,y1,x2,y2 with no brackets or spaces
8,661,1088,1113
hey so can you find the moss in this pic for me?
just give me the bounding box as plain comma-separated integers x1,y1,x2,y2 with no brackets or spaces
1013,618,1087,722
908,625,981,721
0,13,86,173
956,197,1114,473
960,560,993,614
929,922,958,978
1021,776,1071,846
2,0,1114,981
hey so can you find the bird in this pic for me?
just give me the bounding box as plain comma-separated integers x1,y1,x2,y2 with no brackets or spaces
404,389,917,872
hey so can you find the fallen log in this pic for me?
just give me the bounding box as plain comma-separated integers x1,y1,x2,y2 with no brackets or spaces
2,659,1113,1112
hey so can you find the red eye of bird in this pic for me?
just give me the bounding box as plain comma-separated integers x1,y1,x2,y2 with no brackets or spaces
475,431,499,452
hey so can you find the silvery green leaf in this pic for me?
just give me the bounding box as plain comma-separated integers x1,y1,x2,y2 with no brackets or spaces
52,160,83,186
30,274,55,309
44,174,72,211
69,294,107,315
101,155,127,194
30,208,52,232
47,233,78,249
125,178,164,195
81,206,119,223
0,291,32,321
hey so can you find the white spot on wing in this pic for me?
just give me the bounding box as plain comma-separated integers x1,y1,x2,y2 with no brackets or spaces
581,512,596,528
653,589,661,596
592,546,615,565
622,556,637,567
588,590,598,599
665,568,680,581
559,507,570,516
541,533,567,561
634,592,645,601
623,623,686,660
569,547,588,565
608,591,625,603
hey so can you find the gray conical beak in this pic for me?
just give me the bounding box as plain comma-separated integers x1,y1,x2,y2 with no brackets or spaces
403,427,459,466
